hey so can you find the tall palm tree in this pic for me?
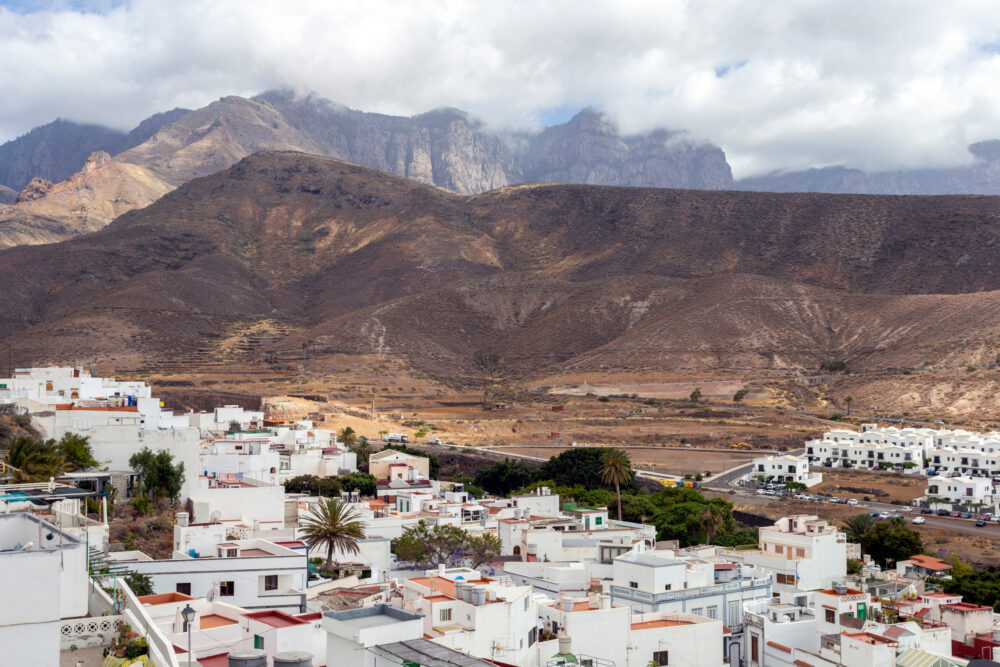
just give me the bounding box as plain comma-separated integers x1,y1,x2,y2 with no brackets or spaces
3,436,68,482
601,449,633,521
300,498,366,570
842,512,876,543
699,504,723,544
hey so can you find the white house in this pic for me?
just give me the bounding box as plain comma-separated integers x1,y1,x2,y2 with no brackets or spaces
0,513,88,667
722,516,846,593
750,454,823,487
924,475,995,507
110,537,307,612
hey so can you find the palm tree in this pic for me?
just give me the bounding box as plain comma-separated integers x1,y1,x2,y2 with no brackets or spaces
699,504,723,544
300,498,366,570
338,427,358,449
845,396,854,416
3,436,68,482
601,449,633,521
842,512,876,543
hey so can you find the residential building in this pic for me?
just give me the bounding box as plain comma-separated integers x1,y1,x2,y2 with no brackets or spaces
722,516,847,592
750,454,823,487
0,513,88,667
896,555,953,579
369,448,430,481
924,475,996,507
109,537,307,611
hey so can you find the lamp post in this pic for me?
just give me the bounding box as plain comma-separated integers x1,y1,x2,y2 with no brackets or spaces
181,604,195,666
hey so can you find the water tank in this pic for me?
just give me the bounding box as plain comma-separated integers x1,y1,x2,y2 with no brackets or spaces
273,651,313,667
833,584,848,595
227,648,267,667
472,585,486,606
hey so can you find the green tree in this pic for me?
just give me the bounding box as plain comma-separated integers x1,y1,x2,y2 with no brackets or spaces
846,558,863,574
841,513,876,544
845,396,854,416
689,388,703,403
128,448,185,502
124,572,154,596
862,518,923,566
391,520,501,568
349,439,373,468
284,475,341,496
3,435,68,482
475,459,536,496
537,448,633,491
227,419,240,434
338,427,357,448
58,433,97,470
338,472,377,497
601,449,633,521
300,498,365,570
733,388,750,402
783,481,807,491
618,492,659,523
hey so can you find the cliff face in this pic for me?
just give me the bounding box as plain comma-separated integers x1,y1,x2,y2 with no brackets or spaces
515,108,733,190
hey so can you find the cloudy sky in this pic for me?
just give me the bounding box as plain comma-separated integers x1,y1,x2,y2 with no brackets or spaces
3,0,1000,177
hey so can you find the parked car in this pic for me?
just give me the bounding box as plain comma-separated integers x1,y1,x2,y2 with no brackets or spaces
891,513,903,519
847,499,859,506
901,506,913,513
426,438,443,445
878,511,891,519
920,508,933,514
869,511,880,518
937,509,950,516
912,516,926,524
827,497,841,504
950,511,962,518
837,498,849,504
976,519,987,527
961,512,972,519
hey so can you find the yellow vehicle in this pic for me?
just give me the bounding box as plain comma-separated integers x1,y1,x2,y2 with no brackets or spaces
730,442,752,450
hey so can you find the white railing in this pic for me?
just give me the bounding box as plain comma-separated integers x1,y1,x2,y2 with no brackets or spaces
97,577,180,667
60,614,123,650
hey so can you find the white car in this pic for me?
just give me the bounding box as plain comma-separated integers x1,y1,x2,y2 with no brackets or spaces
847,499,859,506
912,516,926,524
878,511,891,519
426,438,443,445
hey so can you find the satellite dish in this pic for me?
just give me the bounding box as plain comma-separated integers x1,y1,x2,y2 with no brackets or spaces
210,511,221,524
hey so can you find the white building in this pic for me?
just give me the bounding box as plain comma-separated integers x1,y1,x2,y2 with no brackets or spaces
722,516,847,593
187,474,286,525
110,537,307,612
0,366,150,406
750,454,823,487
0,513,88,667
924,475,995,507
610,549,772,631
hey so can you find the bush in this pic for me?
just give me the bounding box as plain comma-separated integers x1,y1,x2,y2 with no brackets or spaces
820,359,848,373
597,396,610,402
130,496,152,517
847,558,863,574
733,388,750,402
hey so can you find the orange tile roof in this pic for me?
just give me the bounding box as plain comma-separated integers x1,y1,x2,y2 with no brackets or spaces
200,614,238,630
908,555,952,571
245,610,308,628
138,592,196,606
767,641,792,653
424,595,454,602
408,577,456,597
817,587,865,597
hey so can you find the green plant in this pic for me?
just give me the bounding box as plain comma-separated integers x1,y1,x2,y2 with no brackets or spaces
130,496,152,516
733,388,750,402
597,395,610,402
300,498,366,570
689,388,703,403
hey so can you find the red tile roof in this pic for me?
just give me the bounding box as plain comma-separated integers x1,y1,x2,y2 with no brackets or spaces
767,641,792,653
908,555,951,571
244,610,309,628
943,602,992,612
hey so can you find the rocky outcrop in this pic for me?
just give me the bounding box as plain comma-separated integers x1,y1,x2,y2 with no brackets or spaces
14,177,53,203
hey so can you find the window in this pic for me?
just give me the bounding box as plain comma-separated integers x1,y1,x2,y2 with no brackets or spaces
176,582,191,595
776,573,795,586
524,597,529,611
774,544,784,555
529,627,537,646
440,608,452,622
629,581,639,589
664,584,671,591
691,607,703,616
594,517,602,525
751,636,759,662
796,547,805,558
264,575,278,591
220,581,234,597
226,548,237,557
253,635,264,650
652,650,669,666
825,609,835,623
707,606,717,619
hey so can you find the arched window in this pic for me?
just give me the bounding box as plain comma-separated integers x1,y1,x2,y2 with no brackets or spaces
269,467,277,474
513,545,521,556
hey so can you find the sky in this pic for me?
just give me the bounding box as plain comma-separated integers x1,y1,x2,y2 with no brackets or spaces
3,0,1000,177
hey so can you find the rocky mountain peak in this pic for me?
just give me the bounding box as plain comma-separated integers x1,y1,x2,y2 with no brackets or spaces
15,177,53,203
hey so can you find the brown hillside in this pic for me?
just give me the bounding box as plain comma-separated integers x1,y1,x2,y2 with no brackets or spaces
2,150,1000,387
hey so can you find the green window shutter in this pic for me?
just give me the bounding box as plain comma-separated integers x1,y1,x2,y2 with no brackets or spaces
254,635,264,649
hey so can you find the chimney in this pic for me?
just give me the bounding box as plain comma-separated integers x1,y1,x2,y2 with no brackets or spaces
176,512,189,527
600,594,610,609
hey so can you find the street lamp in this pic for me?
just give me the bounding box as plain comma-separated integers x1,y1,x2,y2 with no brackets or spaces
181,604,195,666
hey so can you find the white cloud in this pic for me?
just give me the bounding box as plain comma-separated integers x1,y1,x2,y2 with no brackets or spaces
2,0,1000,177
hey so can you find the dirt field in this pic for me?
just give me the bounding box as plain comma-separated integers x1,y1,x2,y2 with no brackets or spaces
492,445,761,476
807,469,928,504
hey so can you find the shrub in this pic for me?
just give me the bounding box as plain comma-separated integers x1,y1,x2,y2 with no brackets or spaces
820,359,848,372
598,396,610,402
130,496,152,517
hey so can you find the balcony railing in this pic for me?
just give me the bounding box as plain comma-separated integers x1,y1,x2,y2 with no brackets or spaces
611,576,771,604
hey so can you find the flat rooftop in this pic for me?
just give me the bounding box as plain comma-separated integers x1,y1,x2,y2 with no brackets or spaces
372,639,495,667
324,604,422,630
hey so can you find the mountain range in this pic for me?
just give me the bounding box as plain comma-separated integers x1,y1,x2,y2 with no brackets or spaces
4,150,1000,395
0,92,731,247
